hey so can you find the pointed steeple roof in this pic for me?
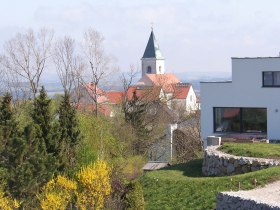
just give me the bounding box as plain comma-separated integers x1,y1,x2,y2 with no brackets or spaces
142,30,164,59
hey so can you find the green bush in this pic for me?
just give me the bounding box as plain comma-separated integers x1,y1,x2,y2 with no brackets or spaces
124,180,145,210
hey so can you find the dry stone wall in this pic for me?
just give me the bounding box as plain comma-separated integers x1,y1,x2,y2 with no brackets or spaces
216,192,280,210
202,146,279,176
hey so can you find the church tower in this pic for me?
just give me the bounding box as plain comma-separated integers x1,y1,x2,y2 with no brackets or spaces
141,29,165,77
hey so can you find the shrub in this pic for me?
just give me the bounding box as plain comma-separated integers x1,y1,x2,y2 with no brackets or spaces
124,181,145,210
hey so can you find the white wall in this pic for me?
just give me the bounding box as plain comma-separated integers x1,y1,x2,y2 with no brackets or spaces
186,86,198,112
201,57,280,140
155,59,165,74
170,85,198,112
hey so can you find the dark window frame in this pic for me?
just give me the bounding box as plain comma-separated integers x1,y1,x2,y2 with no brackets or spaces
262,71,280,87
213,107,267,134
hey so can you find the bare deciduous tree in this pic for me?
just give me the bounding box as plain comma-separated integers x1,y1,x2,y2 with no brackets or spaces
173,111,203,163
0,56,30,103
81,28,117,116
120,65,139,117
53,36,85,95
1,28,54,98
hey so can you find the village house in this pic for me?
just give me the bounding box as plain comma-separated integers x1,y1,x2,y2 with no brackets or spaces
201,57,280,145
72,29,199,117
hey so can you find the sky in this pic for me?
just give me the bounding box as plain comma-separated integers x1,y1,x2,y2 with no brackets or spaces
1,0,280,81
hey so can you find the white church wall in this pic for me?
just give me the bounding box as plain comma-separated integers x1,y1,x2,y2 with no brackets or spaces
155,59,165,74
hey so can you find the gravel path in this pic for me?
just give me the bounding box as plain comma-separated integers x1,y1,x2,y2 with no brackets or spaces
223,181,280,207
209,146,280,207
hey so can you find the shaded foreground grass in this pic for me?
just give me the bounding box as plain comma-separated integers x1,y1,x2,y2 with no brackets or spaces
140,159,280,210
219,143,280,159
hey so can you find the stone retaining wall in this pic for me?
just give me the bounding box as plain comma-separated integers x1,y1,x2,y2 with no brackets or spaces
216,192,280,210
202,146,279,176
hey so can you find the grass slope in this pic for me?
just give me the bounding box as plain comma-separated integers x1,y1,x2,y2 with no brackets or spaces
219,143,280,159
140,159,280,209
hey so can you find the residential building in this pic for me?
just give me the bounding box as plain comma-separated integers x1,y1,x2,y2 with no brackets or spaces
201,57,280,144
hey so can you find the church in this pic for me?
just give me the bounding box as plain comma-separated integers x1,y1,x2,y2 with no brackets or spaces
73,29,199,116
128,29,199,114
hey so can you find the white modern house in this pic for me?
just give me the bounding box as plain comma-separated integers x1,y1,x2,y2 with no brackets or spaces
201,57,280,144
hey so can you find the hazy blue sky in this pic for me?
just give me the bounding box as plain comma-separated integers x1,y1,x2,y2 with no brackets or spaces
1,0,280,80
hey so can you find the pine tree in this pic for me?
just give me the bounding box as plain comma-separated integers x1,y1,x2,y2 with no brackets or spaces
0,93,17,141
32,86,57,154
0,94,34,202
124,91,150,154
0,89,58,207
58,93,81,170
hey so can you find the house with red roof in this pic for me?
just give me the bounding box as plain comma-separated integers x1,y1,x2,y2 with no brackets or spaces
72,29,198,118
71,83,124,116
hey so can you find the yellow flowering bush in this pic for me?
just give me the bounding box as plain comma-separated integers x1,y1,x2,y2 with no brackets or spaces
0,191,20,210
39,175,77,210
39,160,111,210
76,160,111,210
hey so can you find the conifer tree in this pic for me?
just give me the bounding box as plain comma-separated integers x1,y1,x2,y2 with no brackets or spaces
0,93,17,141
58,92,81,170
0,89,59,207
0,93,33,202
32,86,57,154
124,91,150,154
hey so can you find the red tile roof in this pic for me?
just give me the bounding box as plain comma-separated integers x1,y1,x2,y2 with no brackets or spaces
173,84,191,99
106,91,124,104
126,86,161,101
146,74,180,85
83,83,108,103
137,73,180,93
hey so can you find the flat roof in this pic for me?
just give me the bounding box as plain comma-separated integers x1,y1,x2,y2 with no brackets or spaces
232,57,280,59
200,81,232,83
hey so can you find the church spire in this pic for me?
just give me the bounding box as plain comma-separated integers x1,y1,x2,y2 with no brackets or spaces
142,30,164,59
141,29,165,77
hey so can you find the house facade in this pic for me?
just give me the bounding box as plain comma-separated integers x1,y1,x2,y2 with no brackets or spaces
201,57,280,143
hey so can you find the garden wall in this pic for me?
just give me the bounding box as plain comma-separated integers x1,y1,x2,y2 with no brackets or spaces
202,146,279,176
216,192,280,210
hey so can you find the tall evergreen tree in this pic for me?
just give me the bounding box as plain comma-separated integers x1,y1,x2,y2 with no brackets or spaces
32,86,57,154
0,93,34,203
58,92,81,170
0,93,17,141
124,91,150,154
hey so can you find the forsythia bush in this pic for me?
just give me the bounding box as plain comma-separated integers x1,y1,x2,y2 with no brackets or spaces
0,191,20,210
39,160,111,210
40,175,77,210
76,160,111,210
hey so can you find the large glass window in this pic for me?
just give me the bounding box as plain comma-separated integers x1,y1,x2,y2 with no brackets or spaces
214,108,241,132
214,107,267,133
263,71,280,87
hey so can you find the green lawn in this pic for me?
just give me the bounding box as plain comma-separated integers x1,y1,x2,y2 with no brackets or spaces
140,159,280,210
219,143,280,159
